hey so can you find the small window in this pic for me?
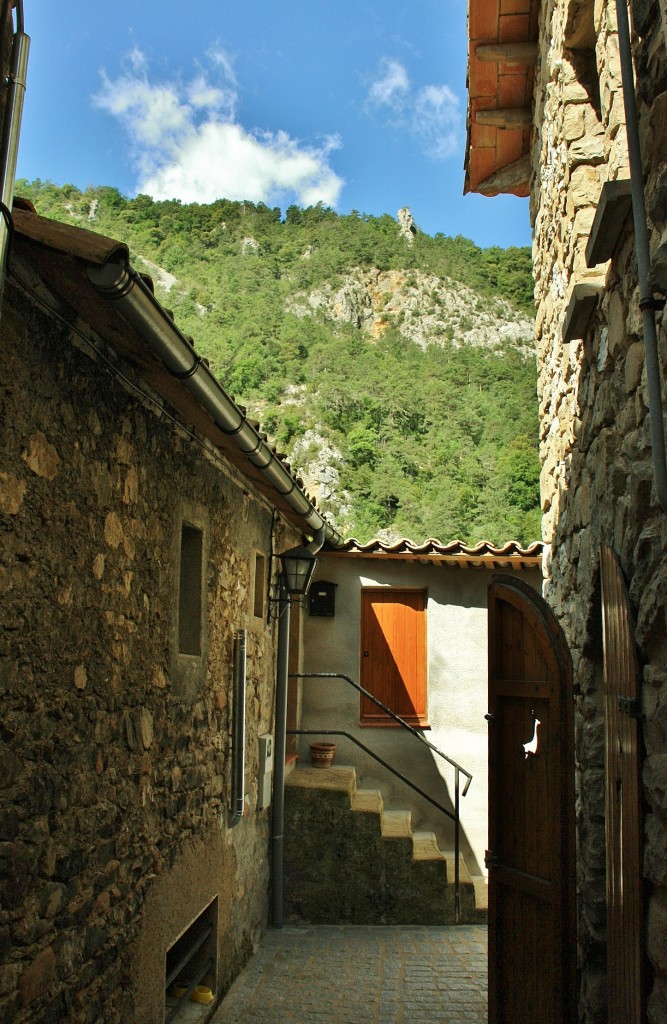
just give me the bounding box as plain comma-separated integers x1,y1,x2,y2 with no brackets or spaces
253,553,266,618
179,524,203,656
565,0,602,122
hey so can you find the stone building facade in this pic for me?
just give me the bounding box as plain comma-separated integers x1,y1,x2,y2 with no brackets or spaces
0,207,339,1023
467,0,667,1020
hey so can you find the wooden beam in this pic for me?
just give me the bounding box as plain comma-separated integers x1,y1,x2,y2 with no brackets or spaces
476,107,532,130
476,41,538,65
475,154,531,196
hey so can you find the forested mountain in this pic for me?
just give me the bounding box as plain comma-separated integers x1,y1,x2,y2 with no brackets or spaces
16,179,540,544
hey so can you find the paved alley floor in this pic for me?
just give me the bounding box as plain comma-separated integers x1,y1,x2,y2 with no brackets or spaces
211,924,488,1024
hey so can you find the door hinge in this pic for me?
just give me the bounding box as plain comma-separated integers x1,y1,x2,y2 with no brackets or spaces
485,849,499,870
618,695,642,719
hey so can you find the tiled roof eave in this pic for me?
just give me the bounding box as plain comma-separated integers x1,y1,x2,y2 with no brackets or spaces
464,0,540,198
324,537,544,569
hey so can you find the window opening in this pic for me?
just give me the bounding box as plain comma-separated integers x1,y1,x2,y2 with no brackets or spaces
179,524,203,656
165,896,217,1023
564,0,602,122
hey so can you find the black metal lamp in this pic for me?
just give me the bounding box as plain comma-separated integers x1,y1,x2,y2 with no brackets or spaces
278,543,318,597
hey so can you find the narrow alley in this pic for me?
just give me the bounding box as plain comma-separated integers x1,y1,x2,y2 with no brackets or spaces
210,925,488,1024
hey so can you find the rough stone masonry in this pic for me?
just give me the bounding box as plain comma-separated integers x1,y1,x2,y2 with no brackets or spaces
531,0,667,1020
0,274,294,1023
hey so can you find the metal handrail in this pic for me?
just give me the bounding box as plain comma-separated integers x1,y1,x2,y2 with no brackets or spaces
289,672,473,923
287,728,456,821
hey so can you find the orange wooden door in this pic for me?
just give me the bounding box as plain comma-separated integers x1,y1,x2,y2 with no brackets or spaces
360,588,427,726
488,577,575,1024
600,545,645,1024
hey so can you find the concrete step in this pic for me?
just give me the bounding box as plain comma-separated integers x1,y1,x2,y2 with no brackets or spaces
284,763,483,925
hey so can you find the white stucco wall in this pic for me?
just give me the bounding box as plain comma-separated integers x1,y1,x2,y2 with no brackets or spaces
299,554,540,878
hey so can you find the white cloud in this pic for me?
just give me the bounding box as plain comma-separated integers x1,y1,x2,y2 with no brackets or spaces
413,84,460,159
94,49,343,208
367,58,410,110
366,58,462,161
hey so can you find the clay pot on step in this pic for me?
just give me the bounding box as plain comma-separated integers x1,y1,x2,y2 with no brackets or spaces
309,741,336,768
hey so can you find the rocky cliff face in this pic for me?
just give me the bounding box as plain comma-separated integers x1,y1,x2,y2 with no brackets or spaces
287,267,534,353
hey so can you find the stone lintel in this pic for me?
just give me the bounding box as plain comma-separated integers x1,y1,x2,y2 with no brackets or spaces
562,282,605,341
585,179,633,267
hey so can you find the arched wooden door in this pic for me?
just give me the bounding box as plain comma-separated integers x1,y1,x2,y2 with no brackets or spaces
487,577,576,1024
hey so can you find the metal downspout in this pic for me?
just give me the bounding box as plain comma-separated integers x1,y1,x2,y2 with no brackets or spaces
615,0,667,511
229,629,247,828
271,527,324,927
0,0,29,315
86,262,345,544
271,586,291,927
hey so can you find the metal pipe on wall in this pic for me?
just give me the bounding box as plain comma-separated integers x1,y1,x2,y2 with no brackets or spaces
271,589,291,927
615,0,667,512
229,629,247,828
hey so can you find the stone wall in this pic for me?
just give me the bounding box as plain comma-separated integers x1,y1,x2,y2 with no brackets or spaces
532,0,667,1020
0,277,292,1023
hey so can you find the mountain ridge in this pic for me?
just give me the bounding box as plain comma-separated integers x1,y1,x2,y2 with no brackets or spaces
15,180,540,545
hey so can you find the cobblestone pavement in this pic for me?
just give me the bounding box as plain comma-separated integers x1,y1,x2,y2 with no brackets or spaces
211,925,487,1024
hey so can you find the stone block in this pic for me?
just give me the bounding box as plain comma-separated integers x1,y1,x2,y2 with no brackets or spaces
646,814,667,884
649,890,667,974
18,947,56,1008
625,340,645,393
568,134,606,167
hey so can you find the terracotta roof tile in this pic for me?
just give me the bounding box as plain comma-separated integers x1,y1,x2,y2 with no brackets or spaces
325,537,543,569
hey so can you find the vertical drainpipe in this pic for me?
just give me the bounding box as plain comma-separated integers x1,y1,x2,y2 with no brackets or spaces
271,585,291,927
615,0,667,512
0,2,29,316
271,528,324,927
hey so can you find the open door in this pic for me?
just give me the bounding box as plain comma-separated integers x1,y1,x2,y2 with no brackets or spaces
600,544,645,1023
487,576,576,1024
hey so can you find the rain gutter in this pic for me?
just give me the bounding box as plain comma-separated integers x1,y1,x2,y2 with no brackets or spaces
87,260,345,544
615,0,667,512
0,0,29,314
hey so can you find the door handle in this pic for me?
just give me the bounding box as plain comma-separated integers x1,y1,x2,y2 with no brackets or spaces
484,711,495,723
363,651,369,657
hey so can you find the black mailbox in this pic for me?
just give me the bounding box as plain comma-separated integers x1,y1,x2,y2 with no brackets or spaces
309,580,337,617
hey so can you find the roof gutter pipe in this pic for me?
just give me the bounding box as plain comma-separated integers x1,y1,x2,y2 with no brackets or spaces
87,261,344,545
0,0,29,316
616,0,667,512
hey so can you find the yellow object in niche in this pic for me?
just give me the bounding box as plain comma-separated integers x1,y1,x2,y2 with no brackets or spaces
190,986,214,1004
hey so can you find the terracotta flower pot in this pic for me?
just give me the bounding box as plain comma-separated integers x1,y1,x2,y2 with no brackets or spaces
309,741,336,768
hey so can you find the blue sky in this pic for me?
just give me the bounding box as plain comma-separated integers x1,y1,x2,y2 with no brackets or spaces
17,0,531,248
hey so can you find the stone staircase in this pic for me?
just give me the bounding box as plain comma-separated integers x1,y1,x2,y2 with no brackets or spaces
283,764,486,926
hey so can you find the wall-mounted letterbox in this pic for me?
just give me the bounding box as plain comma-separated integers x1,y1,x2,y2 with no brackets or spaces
309,580,337,617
